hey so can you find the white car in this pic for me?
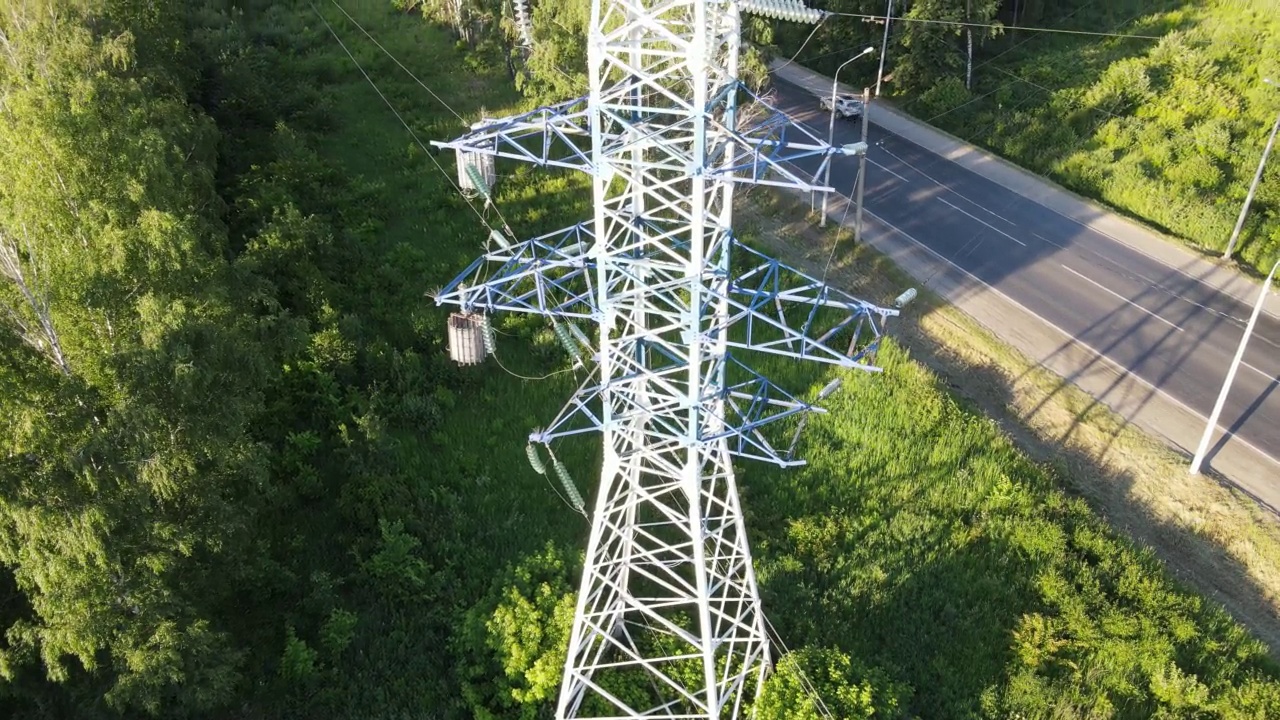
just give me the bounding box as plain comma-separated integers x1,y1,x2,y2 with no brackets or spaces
820,94,864,120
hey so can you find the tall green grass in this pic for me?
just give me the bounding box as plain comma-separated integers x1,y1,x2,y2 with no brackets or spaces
747,342,1280,716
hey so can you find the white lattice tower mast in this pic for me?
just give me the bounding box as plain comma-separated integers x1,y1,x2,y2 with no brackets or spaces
553,0,768,717
434,0,891,716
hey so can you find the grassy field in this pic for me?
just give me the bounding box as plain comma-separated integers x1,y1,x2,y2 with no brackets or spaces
295,2,1280,717
898,0,1280,275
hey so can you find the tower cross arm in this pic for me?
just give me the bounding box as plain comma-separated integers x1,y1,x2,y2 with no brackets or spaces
431,95,597,172
703,83,866,192
432,222,600,320
709,241,899,368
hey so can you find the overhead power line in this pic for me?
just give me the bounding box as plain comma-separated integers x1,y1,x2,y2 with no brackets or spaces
327,0,465,121
772,14,830,72
308,4,503,236
826,11,1165,40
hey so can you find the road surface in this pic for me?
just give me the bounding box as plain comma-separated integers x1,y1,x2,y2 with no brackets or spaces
770,76,1280,483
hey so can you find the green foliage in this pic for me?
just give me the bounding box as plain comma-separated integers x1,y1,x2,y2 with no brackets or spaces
363,519,432,601
754,647,910,719
456,542,577,720
280,627,320,683
895,0,1002,92
914,75,970,118
320,608,359,656
0,1,264,714
515,0,590,102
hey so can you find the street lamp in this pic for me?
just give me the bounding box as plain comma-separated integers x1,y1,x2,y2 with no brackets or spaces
1190,258,1280,475
821,46,875,229
1223,78,1279,261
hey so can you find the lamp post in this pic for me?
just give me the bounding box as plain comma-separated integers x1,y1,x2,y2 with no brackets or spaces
1223,78,1279,262
875,0,893,97
853,86,871,243
1190,258,1280,475
821,46,875,229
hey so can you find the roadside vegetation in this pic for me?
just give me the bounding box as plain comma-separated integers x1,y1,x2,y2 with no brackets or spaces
741,186,1280,706
771,0,1280,276
2,1,1280,719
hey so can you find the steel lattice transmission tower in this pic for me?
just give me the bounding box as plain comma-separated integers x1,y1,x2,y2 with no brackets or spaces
433,1,896,717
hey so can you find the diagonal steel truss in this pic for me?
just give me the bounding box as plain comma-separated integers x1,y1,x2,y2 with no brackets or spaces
432,1,896,717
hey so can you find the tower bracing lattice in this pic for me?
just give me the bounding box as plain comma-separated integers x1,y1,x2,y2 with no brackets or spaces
432,1,897,717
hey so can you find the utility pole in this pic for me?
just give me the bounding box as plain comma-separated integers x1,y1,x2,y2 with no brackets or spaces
854,87,871,243
1190,258,1280,475
874,0,893,97
1224,78,1279,262
822,46,874,228
431,0,899,716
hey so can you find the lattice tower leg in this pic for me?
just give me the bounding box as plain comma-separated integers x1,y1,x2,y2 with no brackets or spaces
556,0,770,717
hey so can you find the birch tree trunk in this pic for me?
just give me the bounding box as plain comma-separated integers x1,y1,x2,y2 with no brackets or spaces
965,0,973,89
0,227,69,374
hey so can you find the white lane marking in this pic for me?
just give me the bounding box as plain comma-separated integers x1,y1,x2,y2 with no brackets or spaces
977,205,1016,226
868,158,908,183
877,144,1016,225
1049,222,1280,375
1032,231,1058,246
1244,361,1275,381
1061,265,1183,333
936,197,1027,246
882,130,1253,299
1037,232,1271,344
861,208,1279,467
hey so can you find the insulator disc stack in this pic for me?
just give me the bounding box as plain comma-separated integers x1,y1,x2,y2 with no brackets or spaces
738,0,826,24
479,314,497,356
553,321,582,363
512,0,534,47
566,322,592,354
552,457,586,513
526,442,547,475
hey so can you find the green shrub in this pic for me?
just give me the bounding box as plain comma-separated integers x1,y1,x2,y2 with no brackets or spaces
754,647,911,720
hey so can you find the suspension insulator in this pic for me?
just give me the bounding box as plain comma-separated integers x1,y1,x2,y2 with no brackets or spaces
465,163,492,200
479,314,497,355
552,457,586,513
566,322,592,353
553,321,581,361
526,442,547,475
512,0,534,47
738,0,824,23
489,229,512,250
558,240,587,257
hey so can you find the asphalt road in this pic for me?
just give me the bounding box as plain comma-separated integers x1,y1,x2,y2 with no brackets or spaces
771,78,1280,471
